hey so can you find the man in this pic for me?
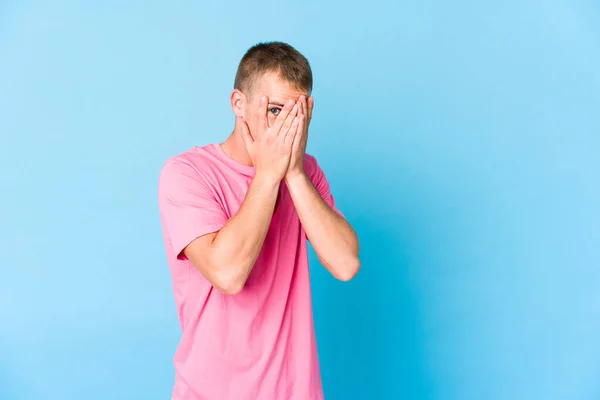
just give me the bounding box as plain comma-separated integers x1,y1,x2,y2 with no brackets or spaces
158,41,360,400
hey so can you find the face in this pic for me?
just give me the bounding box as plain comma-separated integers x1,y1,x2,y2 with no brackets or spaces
232,72,310,138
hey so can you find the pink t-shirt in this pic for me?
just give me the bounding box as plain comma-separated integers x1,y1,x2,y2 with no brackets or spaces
158,143,342,400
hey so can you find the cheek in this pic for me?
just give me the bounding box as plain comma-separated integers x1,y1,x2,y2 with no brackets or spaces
267,113,277,128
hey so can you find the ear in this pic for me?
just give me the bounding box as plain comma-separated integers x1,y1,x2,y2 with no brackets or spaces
230,89,246,118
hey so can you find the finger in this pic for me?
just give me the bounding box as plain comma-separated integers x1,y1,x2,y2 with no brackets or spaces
239,117,254,149
292,114,305,148
301,112,309,147
308,96,314,122
277,102,299,137
256,95,268,131
270,99,296,135
300,96,307,121
285,117,300,146
300,97,309,136
296,97,305,130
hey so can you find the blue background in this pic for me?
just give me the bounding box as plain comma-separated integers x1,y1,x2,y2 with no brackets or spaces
1,1,599,399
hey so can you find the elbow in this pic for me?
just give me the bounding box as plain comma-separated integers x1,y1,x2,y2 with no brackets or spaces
201,249,252,295
332,257,361,282
214,280,244,295
187,246,249,295
209,256,252,295
212,269,247,295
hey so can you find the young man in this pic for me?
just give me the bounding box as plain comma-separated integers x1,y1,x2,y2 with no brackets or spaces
158,41,360,400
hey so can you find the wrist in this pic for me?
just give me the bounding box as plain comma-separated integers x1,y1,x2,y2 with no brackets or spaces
284,169,308,185
253,171,282,191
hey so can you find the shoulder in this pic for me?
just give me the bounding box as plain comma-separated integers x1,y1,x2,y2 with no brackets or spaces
158,145,224,200
303,153,332,189
302,153,320,177
159,144,217,181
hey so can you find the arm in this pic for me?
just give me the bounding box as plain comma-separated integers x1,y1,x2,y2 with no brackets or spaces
160,96,300,295
285,169,360,281
285,95,360,281
182,174,279,295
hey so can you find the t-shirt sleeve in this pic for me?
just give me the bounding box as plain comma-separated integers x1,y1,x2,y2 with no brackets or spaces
305,155,345,218
158,159,228,260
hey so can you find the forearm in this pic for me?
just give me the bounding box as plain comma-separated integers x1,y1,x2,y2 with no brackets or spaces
285,172,360,281
209,173,279,287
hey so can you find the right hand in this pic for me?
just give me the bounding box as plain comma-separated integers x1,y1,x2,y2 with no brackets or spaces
240,96,300,183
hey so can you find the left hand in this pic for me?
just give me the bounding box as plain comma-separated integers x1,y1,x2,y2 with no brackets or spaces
286,95,313,178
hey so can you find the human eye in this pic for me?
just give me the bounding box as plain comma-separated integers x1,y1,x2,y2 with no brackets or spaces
269,107,281,116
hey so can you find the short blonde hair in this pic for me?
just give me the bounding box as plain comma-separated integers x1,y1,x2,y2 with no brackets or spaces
234,42,313,98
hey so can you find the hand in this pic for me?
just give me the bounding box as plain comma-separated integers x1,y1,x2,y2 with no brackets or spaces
286,95,313,179
241,96,300,183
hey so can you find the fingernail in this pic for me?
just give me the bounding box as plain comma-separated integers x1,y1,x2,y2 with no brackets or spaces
260,96,267,104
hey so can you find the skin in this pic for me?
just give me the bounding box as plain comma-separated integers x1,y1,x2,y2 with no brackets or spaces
182,72,360,294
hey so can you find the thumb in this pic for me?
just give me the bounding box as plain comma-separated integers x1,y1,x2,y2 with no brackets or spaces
239,117,254,150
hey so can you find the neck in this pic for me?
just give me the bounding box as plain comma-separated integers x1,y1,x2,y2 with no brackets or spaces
220,118,253,167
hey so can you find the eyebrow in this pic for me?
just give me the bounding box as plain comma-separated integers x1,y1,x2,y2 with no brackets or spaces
268,102,286,107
